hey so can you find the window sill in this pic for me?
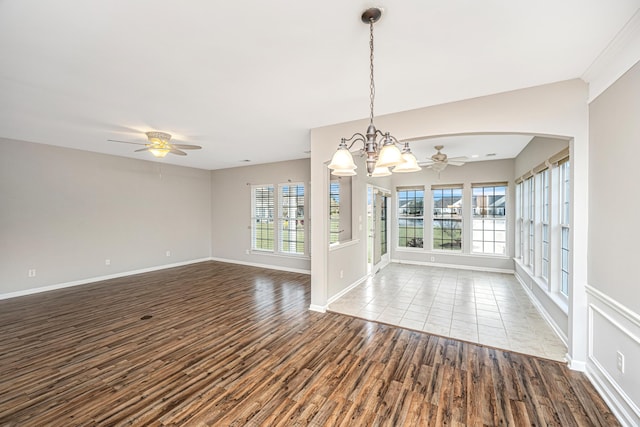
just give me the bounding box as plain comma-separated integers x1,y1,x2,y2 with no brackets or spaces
329,239,360,252
395,248,510,260
395,247,425,252
513,258,568,315
249,250,310,261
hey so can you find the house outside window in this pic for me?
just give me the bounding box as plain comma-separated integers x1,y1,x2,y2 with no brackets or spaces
397,187,424,248
471,183,507,255
252,185,275,251
560,160,570,296
432,186,463,251
526,176,535,270
279,183,304,254
540,169,550,281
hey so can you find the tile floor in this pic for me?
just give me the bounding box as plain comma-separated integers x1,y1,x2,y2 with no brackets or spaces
327,263,567,362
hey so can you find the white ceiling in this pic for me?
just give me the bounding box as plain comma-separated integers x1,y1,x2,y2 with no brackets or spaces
1,1,638,170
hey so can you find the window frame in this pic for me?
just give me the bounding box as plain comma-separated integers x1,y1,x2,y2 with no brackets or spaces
559,160,570,296
397,187,425,249
431,185,463,252
471,183,507,256
278,182,305,255
251,184,275,252
540,169,550,282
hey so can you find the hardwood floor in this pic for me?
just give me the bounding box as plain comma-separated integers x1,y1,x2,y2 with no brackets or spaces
0,261,618,426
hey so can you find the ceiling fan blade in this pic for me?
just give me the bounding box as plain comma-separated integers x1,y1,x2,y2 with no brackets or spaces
107,139,148,146
171,143,202,150
134,147,151,153
170,148,187,156
448,161,466,166
447,156,468,162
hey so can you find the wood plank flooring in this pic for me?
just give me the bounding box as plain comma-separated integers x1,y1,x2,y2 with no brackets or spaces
0,261,619,426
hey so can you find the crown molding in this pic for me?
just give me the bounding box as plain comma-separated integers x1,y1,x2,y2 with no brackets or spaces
582,8,640,102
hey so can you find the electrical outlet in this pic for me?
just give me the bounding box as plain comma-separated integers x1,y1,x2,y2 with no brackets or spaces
166,250,171,257
105,259,111,266
430,256,435,262
28,269,36,277
340,270,344,279
616,351,625,373
245,249,250,255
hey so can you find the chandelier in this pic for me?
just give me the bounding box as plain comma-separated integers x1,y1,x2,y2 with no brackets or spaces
328,8,421,177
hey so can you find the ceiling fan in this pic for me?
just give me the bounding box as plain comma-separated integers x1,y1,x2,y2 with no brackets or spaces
420,145,467,172
108,131,202,158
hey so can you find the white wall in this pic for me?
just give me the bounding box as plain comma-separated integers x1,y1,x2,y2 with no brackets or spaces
311,79,590,368
210,159,311,273
587,60,640,426
0,138,212,297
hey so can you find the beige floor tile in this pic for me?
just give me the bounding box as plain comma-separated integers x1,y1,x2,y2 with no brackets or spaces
430,307,453,318
426,315,451,327
377,312,403,324
451,319,477,331
449,328,479,342
328,264,567,362
399,318,425,331
452,312,476,322
402,310,428,322
422,324,450,336
477,316,504,328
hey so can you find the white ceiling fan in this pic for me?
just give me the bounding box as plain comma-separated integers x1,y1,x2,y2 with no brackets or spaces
108,131,202,158
420,145,467,172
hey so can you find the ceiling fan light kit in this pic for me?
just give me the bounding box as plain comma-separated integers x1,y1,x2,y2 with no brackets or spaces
108,131,202,158
327,8,421,177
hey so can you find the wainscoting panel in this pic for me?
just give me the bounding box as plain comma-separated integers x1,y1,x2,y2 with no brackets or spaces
586,285,640,427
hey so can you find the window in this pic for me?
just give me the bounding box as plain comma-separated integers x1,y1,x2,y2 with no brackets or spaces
252,185,274,251
432,186,462,251
471,184,506,255
516,181,524,260
380,195,388,255
279,183,304,254
516,148,570,302
252,183,307,255
540,169,550,281
329,180,340,244
329,177,352,244
525,177,535,269
560,160,570,296
397,188,424,248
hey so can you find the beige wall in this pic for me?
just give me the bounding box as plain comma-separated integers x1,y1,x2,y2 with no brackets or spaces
587,60,640,425
589,61,640,312
210,159,311,273
0,138,212,295
514,136,569,178
311,79,590,366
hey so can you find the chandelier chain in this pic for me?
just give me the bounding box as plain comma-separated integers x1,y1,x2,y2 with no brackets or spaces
369,19,375,126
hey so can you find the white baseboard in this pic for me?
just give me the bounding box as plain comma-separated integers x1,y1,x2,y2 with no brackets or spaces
0,258,212,300
309,304,326,313
209,257,311,275
327,275,369,306
566,355,586,372
587,362,639,427
391,258,514,274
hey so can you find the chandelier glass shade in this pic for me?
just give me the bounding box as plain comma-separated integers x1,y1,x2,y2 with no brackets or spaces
149,147,170,158
328,8,421,177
